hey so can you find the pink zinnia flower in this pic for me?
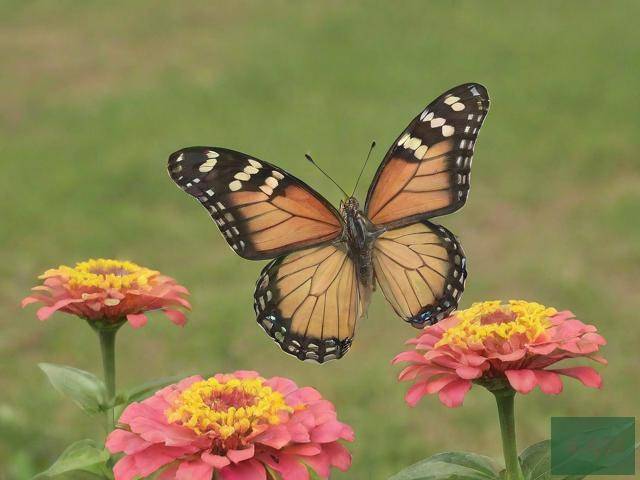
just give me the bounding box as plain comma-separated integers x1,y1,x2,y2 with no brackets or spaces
106,371,354,480
21,258,190,328
393,300,607,408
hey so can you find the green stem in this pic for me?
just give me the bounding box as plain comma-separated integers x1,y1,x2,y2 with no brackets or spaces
96,324,119,432
493,388,525,480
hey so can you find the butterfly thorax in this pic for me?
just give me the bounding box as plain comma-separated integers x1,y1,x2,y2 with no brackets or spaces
340,197,382,290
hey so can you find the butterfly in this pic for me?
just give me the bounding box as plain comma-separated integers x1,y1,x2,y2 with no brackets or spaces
168,83,489,363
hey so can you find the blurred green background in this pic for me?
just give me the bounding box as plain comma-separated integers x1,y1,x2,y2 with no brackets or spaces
1,1,639,478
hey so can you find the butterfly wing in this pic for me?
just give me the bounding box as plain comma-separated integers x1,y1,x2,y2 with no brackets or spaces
254,244,366,362
372,221,466,327
365,83,489,229
168,147,343,260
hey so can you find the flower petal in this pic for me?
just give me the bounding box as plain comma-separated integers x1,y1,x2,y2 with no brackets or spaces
405,382,429,407
505,369,537,394
552,366,602,388
126,313,148,328
164,309,187,326
438,379,472,407
176,460,214,480
533,370,563,394
227,445,255,464
220,460,266,480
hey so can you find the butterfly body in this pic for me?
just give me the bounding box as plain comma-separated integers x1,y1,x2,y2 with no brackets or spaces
339,197,381,291
168,83,489,362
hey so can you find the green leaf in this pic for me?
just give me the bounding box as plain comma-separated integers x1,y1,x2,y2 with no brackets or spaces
519,441,552,480
389,451,501,480
35,439,110,478
39,363,108,415
520,440,590,480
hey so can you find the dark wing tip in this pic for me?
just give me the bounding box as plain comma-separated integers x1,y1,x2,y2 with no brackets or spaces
256,312,351,364
407,222,467,328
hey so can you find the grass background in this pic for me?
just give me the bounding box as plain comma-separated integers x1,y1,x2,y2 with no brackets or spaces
1,1,639,478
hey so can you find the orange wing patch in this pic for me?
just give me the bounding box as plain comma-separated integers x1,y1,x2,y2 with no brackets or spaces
365,83,489,229
168,146,343,260
367,140,456,226
372,221,466,327
254,244,365,363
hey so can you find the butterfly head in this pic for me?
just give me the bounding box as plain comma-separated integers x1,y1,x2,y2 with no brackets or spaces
339,197,361,216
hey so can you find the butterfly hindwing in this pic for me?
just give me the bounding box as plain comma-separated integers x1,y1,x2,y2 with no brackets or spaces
365,83,489,229
254,244,365,362
372,221,466,327
168,147,343,260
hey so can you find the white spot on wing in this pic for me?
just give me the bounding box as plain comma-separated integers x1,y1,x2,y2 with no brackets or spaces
451,102,465,111
444,96,460,105
406,137,421,150
397,133,410,146
415,145,428,159
431,118,445,128
442,125,455,137
206,150,220,158
199,158,217,173
272,171,284,180
234,172,251,181
260,185,273,195
265,176,279,188
248,159,262,168
229,180,242,191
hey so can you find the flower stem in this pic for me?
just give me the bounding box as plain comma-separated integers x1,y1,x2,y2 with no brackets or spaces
96,323,119,432
493,388,524,480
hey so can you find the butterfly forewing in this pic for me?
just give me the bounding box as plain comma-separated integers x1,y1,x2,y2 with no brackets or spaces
168,147,343,260
372,221,466,327
254,244,365,362
365,83,489,229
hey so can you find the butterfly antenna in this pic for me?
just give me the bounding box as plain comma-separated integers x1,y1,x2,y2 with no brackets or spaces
305,153,349,198
351,141,376,197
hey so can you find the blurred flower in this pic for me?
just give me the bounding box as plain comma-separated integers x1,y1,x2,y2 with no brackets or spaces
106,371,353,480
394,300,607,408
21,258,190,328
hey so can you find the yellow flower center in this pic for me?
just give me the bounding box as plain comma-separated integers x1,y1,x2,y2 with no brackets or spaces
44,258,158,290
436,300,557,347
166,377,293,440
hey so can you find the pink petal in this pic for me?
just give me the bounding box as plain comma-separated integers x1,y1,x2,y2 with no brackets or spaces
220,460,266,480
202,452,231,469
438,379,472,407
284,443,322,456
392,350,428,364
254,425,291,449
405,382,429,407
505,369,537,394
454,365,483,379
552,366,602,388
265,377,299,396
310,420,346,443
425,375,459,394
266,454,310,480
21,296,41,307
324,442,352,471
164,309,187,326
533,370,563,394
106,429,150,455
227,445,255,464
113,455,138,480
36,298,81,320
127,313,148,328
176,460,214,480
157,464,179,480
130,444,180,478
